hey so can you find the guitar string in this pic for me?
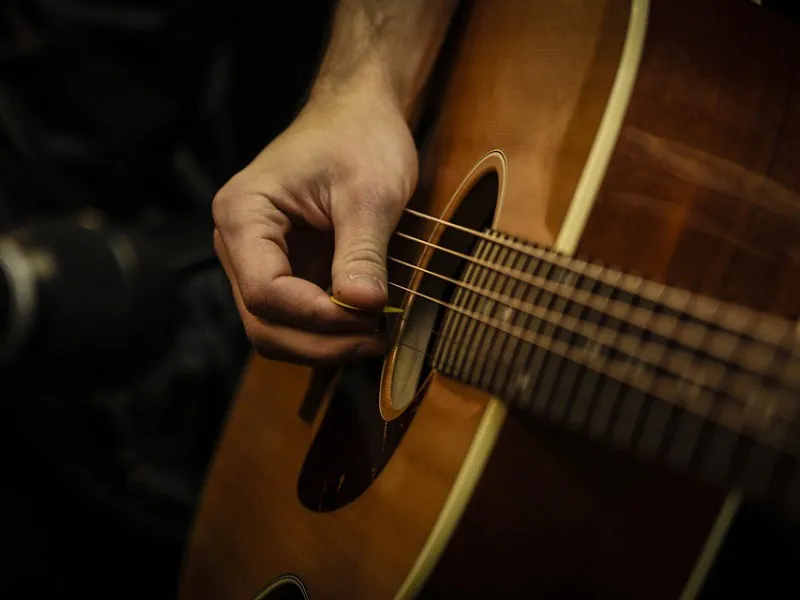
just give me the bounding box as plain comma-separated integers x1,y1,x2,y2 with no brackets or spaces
386,313,799,448
377,272,799,455
383,226,798,426
382,279,799,452
391,281,800,455
386,314,800,477
398,208,793,348
385,254,798,401
388,311,792,426
391,230,798,365
385,277,798,419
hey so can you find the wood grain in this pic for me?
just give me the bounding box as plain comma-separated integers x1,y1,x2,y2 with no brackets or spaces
422,2,800,597
180,0,800,598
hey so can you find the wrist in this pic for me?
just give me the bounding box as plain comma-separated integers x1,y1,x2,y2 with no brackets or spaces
308,0,458,120
307,65,408,120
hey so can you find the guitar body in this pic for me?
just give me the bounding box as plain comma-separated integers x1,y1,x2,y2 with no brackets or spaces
181,0,800,598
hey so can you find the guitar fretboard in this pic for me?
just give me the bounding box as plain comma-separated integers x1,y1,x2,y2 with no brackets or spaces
431,229,800,516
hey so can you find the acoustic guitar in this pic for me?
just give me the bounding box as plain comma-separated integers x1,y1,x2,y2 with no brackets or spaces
180,0,800,598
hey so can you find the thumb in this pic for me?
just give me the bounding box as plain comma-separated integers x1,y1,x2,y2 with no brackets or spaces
331,199,397,311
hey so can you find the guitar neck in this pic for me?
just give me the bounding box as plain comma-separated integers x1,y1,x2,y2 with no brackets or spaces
431,228,800,517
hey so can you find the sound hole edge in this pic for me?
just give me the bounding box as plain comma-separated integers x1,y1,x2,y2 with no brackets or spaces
383,168,501,415
253,574,309,600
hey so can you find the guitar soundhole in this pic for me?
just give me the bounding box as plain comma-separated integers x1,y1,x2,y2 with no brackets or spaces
253,575,309,600
296,163,499,513
385,170,500,414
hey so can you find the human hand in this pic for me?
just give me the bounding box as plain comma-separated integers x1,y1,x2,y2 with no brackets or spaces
212,87,418,366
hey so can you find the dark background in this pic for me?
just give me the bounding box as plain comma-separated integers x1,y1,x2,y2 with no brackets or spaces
0,1,331,597
1,1,800,599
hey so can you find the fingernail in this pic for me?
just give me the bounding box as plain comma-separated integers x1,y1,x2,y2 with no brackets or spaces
347,274,386,293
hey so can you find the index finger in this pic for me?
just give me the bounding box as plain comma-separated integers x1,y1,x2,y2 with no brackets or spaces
214,219,379,334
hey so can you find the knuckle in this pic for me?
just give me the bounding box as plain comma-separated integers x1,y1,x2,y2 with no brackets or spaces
348,183,396,212
212,174,270,230
211,183,241,229
240,280,269,319
241,317,263,348
339,237,386,267
243,320,287,363
349,165,413,207
240,288,259,318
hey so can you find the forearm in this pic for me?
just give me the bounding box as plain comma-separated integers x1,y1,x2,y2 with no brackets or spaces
310,0,459,116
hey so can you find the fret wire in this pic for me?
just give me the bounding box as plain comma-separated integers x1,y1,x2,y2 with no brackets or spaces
478,244,515,393
591,275,624,427
500,243,792,352
529,260,561,416
434,236,464,372
734,335,791,453
629,274,671,450
435,266,463,374
412,316,680,464
387,280,800,455
453,238,495,377
589,277,628,440
506,256,548,409
630,275,659,439
457,239,496,377
482,239,530,391
496,251,538,401
470,239,507,389
432,221,474,372
552,353,583,426
565,274,607,431
701,292,751,466
458,239,499,382
397,310,795,489
604,283,640,443
491,241,529,393
537,260,576,418
589,372,625,441
434,236,479,373
393,232,796,382
443,265,471,373
438,254,469,374
388,257,800,412
393,230,795,352
391,269,799,429
399,212,791,346
401,313,670,447
396,217,800,470
545,317,578,424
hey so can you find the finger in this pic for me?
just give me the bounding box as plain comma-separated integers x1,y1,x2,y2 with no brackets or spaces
247,318,386,367
214,202,379,333
330,193,402,312
219,248,386,365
